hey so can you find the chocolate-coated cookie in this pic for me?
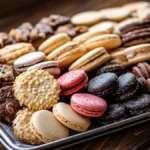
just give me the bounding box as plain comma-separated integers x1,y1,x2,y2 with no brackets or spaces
145,79,150,94
0,64,15,88
0,86,21,123
137,77,148,93
87,73,118,97
96,65,126,76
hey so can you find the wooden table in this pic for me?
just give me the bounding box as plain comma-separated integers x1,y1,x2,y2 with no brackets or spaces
0,0,150,149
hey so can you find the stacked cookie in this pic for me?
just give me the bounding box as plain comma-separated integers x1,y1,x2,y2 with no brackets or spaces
0,1,150,146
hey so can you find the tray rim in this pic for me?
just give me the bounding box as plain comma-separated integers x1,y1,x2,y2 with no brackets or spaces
0,112,150,150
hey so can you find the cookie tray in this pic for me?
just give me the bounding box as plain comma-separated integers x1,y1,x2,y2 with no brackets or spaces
1,112,150,150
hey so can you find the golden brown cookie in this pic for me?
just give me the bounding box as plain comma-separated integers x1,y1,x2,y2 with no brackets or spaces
0,43,35,64
13,108,43,145
13,69,61,110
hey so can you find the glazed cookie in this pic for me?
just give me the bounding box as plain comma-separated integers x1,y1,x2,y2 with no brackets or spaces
13,109,42,145
97,64,126,76
14,69,61,110
53,102,90,131
0,64,15,87
132,62,150,80
124,94,150,116
69,48,110,72
0,86,21,123
71,11,103,26
87,73,118,97
97,103,127,125
39,33,71,55
0,43,35,64
84,34,122,51
30,110,69,143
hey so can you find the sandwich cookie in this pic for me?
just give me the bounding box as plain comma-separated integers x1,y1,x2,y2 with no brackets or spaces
73,30,108,44
84,34,122,51
97,103,127,125
132,62,150,79
14,52,46,73
99,7,131,22
89,21,114,33
124,94,150,116
0,86,21,123
57,70,88,96
53,102,90,131
30,110,69,143
69,48,110,72
124,44,150,66
87,73,118,97
71,93,107,117
71,11,103,26
110,73,139,102
14,69,61,110
13,109,43,145
0,43,35,65
97,64,126,76
46,42,88,69
39,33,71,55
27,61,61,76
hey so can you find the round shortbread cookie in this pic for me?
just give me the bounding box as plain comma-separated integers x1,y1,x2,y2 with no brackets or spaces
14,69,61,110
71,11,103,26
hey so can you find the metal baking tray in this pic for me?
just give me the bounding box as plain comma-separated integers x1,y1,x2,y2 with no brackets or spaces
0,112,150,150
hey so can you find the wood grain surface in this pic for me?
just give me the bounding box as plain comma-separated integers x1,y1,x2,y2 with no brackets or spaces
0,0,150,150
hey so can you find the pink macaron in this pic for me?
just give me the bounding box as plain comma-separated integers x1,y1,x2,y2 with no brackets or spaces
57,70,88,96
71,93,107,117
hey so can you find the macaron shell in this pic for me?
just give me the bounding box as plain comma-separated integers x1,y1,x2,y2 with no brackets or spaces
84,34,122,51
73,30,108,43
69,48,110,72
39,33,71,55
27,61,61,75
71,93,107,117
30,110,69,143
53,102,90,131
14,52,45,67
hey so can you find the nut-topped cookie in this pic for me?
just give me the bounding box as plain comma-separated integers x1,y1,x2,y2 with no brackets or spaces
13,69,61,110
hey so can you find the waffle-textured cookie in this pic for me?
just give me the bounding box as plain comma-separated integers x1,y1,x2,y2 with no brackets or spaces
13,108,43,145
0,43,35,65
13,69,61,110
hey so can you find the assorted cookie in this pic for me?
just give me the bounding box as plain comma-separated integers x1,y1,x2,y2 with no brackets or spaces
0,1,150,146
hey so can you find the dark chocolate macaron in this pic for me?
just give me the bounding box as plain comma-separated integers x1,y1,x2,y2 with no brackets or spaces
0,86,21,123
96,64,126,76
124,94,150,116
97,103,127,125
87,73,118,97
132,62,150,80
110,73,139,102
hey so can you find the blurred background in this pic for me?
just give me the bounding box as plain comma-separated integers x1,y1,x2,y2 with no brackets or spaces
0,0,149,31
